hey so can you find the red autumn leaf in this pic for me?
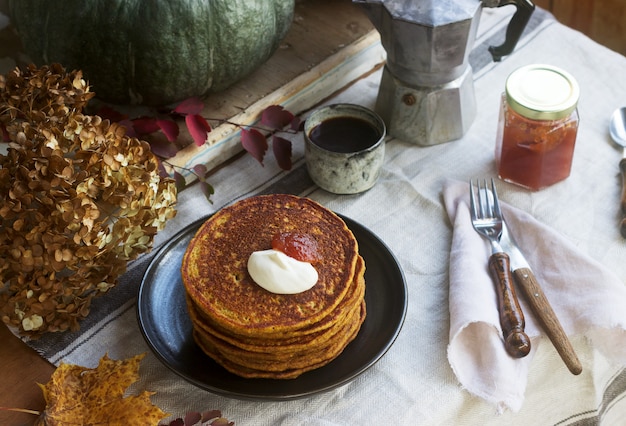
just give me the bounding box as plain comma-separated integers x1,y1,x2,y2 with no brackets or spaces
95,105,128,122
157,160,169,178
193,163,208,178
185,114,211,146
174,97,204,115
290,116,303,132
261,105,294,129
157,119,179,142
174,171,187,192
147,133,179,159
133,117,160,135
200,181,215,203
184,412,202,425
272,135,292,170
159,410,232,426
241,128,268,165
201,411,226,423
117,119,137,137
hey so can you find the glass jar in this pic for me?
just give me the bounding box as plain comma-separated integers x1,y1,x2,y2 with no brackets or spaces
495,64,580,190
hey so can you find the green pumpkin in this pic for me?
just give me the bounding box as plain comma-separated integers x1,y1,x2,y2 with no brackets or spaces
9,0,295,106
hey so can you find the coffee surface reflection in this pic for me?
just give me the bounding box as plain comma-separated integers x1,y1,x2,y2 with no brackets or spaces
308,116,381,153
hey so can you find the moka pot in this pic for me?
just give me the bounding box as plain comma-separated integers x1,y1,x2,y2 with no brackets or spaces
354,0,535,145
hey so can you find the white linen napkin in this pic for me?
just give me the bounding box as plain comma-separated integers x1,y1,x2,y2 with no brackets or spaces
442,179,626,413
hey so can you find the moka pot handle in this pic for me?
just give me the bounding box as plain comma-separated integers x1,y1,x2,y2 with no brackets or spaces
487,0,535,61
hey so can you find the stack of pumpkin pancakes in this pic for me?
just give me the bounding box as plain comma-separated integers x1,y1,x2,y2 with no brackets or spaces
181,194,366,379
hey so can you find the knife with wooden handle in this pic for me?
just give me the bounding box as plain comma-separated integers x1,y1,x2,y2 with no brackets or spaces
488,252,531,358
621,158,626,237
500,222,582,375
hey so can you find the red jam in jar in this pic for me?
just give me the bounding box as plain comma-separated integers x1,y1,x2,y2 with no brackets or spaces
495,64,580,190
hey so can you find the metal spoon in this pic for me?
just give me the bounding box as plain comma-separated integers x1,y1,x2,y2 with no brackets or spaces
609,107,626,237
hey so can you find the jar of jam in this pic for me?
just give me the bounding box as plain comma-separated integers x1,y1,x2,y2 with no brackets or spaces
495,64,580,190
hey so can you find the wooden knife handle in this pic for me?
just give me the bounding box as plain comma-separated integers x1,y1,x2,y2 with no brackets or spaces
488,252,531,358
620,158,626,214
513,267,583,375
620,159,626,238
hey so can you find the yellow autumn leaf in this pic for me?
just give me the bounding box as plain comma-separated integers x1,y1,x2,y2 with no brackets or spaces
35,353,168,426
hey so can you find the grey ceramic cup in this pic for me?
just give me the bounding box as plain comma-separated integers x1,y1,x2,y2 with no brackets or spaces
304,103,386,194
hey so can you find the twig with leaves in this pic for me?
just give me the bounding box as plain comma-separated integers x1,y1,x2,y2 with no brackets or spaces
96,99,303,202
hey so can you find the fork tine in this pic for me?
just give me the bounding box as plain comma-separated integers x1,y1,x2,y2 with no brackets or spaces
477,179,489,219
490,178,502,219
469,179,478,219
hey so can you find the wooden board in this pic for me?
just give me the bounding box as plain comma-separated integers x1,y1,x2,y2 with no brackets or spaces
170,1,385,181
0,0,386,181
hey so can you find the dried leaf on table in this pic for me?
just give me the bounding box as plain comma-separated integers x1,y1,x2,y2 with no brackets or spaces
36,353,168,426
162,410,234,426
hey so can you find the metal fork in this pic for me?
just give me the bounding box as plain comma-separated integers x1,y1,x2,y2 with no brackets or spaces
469,178,531,358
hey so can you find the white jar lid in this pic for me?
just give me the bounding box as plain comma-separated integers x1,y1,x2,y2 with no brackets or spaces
506,64,580,120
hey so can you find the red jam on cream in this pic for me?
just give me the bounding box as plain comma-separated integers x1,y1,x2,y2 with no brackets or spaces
271,232,320,263
247,249,318,294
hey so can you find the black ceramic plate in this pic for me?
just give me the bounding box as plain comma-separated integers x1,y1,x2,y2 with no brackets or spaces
137,214,407,400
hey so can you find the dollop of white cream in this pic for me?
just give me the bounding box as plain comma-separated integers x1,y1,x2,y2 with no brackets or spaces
247,249,318,294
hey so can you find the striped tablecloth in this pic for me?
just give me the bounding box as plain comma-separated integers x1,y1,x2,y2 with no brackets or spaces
3,6,626,426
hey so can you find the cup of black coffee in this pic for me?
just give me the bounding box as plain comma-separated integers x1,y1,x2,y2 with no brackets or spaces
304,103,386,194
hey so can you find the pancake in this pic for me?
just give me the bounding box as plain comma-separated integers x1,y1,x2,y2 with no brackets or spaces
185,258,365,357
181,194,366,379
185,257,365,352
182,194,360,336
193,302,366,379
194,301,365,371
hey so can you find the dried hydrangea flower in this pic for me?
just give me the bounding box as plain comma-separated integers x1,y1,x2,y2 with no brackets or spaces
0,64,177,337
